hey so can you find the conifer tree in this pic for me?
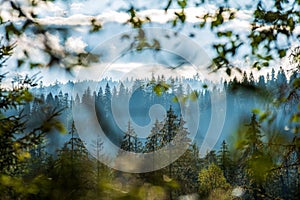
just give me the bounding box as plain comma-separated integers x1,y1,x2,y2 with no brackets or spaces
160,106,178,147
174,114,190,146
46,92,55,107
204,150,218,166
217,140,232,182
118,82,126,99
245,113,263,155
51,134,93,200
145,119,163,153
82,87,92,105
120,121,142,153
74,93,80,104
104,83,112,117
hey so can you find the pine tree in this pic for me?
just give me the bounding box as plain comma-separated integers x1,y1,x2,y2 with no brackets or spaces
52,134,94,199
160,106,178,147
31,96,42,114
204,150,218,166
54,95,60,107
74,93,80,104
104,83,111,100
97,86,103,100
177,83,184,96
249,72,255,86
58,90,63,106
118,82,126,99
145,119,163,152
120,121,142,153
64,93,69,107
104,83,112,117
245,113,263,155
46,92,55,107
159,106,180,199
258,75,266,89
217,140,232,182
82,87,92,105
234,114,273,198
242,71,249,85
112,85,117,97
175,115,190,144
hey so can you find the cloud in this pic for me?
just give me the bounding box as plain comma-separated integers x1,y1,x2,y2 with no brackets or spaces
70,2,84,12
31,6,251,29
34,1,66,17
65,36,87,54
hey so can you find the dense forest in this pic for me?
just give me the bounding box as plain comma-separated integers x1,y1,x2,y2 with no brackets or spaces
1,68,300,199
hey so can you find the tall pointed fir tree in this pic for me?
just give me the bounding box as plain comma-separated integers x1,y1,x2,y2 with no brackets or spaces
117,82,127,104
82,87,92,105
160,106,178,147
58,91,64,108
237,114,271,199
204,150,218,167
46,92,55,107
160,106,179,200
245,113,263,155
145,119,163,153
173,114,190,152
120,121,142,153
170,116,200,196
104,83,112,118
217,140,232,183
118,82,126,98
97,86,103,102
74,93,80,105
52,125,94,200
112,86,117,98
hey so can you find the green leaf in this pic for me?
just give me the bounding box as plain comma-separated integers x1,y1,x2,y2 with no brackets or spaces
29,62,43,69
287,17,295,29
23,90,34,102
293,78,300,88
17,59,24,67
55,121,67,134
252,108,260,114
259,112,269,122
262,62,269,67
278,49,286,58
177,0,187,8
291,113,300,123
153,85,163,96
248,154,274,182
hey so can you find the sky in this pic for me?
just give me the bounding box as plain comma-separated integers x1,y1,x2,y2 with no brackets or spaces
1,0,299,86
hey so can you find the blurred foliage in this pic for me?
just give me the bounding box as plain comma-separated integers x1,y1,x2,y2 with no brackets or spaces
0,39,66,199
0,0,100,72
198,163,230,198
